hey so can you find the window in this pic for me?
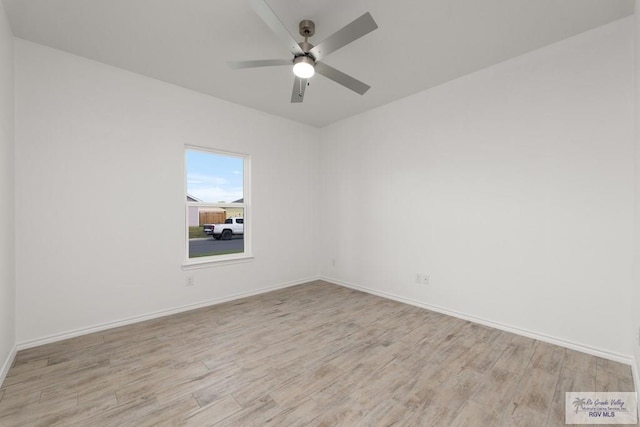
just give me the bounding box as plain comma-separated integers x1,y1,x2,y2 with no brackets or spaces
185,147,250,264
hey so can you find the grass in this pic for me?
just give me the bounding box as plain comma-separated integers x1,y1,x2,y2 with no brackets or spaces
189,226,208,239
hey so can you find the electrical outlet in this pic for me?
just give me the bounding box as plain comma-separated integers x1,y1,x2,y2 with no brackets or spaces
331,258,336,268
415,273,422,284
422,275,430,285
186,276,194,287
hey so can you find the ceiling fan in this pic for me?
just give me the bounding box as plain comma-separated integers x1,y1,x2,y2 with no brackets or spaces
228,0,378,103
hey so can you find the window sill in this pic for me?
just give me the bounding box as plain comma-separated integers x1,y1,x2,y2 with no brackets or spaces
182,254,254,270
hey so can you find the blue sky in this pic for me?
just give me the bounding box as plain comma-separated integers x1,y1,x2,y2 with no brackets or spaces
186,149,243,203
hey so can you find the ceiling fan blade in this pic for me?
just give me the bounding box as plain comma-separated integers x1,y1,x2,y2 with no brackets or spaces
291,77,307,103
309,12,378,62
315,62,370,95
249,0,305,56
228,59,291,69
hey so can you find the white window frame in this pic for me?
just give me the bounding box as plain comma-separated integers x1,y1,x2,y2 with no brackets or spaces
183,146,252,268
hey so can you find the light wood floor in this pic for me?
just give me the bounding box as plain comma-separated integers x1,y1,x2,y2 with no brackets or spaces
0,281,636,426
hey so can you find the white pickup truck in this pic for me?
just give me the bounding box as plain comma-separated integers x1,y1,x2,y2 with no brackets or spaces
203,217,244,240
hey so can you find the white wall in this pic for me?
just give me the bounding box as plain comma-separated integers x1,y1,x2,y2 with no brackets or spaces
320,18,635,360
0,1,15,381
633,0,640,390
14,40,320,344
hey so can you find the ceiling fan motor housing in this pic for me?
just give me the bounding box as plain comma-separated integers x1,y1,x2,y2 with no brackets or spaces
299,20,315,38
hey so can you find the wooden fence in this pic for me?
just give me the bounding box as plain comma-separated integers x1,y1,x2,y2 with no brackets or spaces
199,211,226,226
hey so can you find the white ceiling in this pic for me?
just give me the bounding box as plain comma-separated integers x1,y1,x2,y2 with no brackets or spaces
3,0,634,127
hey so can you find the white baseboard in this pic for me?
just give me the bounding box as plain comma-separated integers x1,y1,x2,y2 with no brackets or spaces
322,276,635,366
0,344,17,388
17,276,320,351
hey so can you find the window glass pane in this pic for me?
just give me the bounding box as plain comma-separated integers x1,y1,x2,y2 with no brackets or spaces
189,207,245,258
186,148,247,261
186,150,243,203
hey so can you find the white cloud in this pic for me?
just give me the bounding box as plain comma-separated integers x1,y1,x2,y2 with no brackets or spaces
190,187,242,203
187,173,240,202
188,173,229,186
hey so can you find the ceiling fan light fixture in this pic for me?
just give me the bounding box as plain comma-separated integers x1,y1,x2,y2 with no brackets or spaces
293,56,315,79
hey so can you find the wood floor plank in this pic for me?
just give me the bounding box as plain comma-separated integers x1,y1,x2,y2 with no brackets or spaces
31,392,119,427
183,394,242,426
450,400,501,426
596,357,636,392
0,281,635,426
212,394,282,427
545,349,596,426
